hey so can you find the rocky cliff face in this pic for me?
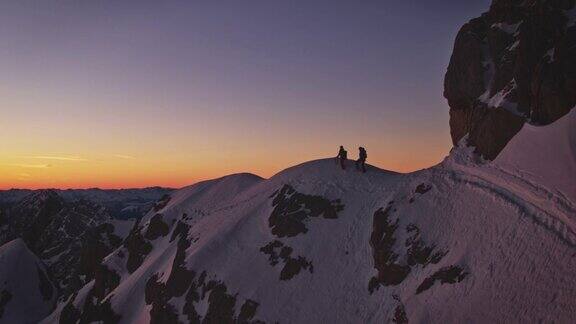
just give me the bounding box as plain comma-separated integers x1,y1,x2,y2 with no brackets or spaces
444,0,576,159
0,190,133,299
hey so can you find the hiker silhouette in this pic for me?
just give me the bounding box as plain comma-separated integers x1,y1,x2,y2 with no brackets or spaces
336,146,348,170
356,147,367,173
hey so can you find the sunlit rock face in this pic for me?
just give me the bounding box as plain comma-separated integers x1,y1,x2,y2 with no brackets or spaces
444,0,576,159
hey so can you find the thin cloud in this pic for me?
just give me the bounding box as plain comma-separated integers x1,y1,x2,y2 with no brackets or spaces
17,173,32,181
9,163,52,168
27,155,87,161
113,154,136,160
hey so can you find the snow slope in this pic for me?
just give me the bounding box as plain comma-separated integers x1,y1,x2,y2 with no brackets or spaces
0,239,57,324
42,150,576,323
495,107,576,201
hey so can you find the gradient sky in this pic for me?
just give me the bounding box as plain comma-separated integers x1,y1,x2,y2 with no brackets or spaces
0,0,490,189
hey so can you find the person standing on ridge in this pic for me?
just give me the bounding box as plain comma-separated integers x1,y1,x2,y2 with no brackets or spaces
336,145,348,170
356,147,367,173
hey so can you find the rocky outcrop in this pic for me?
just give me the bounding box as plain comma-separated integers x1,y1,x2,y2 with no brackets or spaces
268,185,344,238
368,187,463,295
260,240,314,281
445,0,576,159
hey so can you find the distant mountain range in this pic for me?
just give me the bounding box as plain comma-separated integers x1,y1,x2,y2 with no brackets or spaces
0,187,173,220
0,186,173,314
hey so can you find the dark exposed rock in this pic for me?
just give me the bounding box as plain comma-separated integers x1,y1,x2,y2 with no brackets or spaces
269,185,344,238
59,262,122,323
368,277,380,294
414,184,432,195
183,287,202,324
59,298,81,324
260,240,284,266
165,229,194,298
451,107,525,159
368,202,456,295
98,223,123,247
260,240,313,281
37,265,54,301
69,271,121,324
183,270,205,323
143,215,193,320
262,185,340,280
142,218,263,324
92,265,121,301
392,297,408,324
125,224,153,273
78,297,121,324
153,194,171,212
238,299,260,323
170,218,191,243
405,224,446,267
145,214,170,240
369,206,410,290
416,266,468,295
280,256,313,281
0,290,12,319
147,266,263,324
67,223,126,298
145,274,180,324
393,305,408,324
203,283,237,324
98,299,122,324
444,0,576,159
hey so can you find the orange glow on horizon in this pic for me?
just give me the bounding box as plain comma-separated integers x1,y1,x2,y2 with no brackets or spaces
0,138,449,190
1,83,451,190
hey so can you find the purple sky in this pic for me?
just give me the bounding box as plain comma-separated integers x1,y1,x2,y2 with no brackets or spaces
0,0,491,188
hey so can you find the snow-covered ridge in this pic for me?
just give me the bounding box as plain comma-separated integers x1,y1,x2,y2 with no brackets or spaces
38,132,576,323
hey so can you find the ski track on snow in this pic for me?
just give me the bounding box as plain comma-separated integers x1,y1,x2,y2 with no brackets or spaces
439,165,576,247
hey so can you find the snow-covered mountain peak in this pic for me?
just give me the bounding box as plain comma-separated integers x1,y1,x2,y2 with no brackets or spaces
269,158,399,189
